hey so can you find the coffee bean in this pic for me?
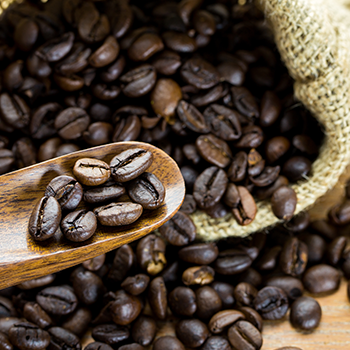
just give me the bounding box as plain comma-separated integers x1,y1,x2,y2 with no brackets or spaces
182,266,215,285
234,282,258,308
85,342,113,350
0,93,30,129
178,243,218,265
176,319,209,348
227,151,248,182
18,274,56,290
121,274,150,296
118,344,144,350
215,248,252,275
153,336,185,350
62,307,92,336
83,254,106,272
285,211,310,232
265,276,304,301
112,115,141,142
211,281,235,309
0,149,15,174
148,277,167,320
239,307,263,332
271,186,297,221
162,31,197,52
255,175,289,200
89,36,119,68
84,180,125,204
73,158,110,186
328,199,350,226
131,316,156,347
48,327,81,350
137,234,167,275
229,186,257,226
177,100,210,133
45,175,83,211
303,264,341,294
254,286,289,320
228,320,262,350
0,331,12,350
37,286,78,316
282,156,312,182
94,202,143,226
180,194,197,214
209,309,245,333
201,336,232,350
128,32,164,61
23,302,53,329
108,245,134,282
289,296,321,331
110,148,153,182
92,324,129,346
159,211,196,246
14,18,39,52
195,286,222,320
3,60,23,92
9,322,51,350
231,86,259,119
260,91,281,127
152,50,181,75
28,196,61,242
169,287,197,317
83,122,113,146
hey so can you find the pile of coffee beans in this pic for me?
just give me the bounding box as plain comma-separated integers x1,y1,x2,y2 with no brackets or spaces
28,148,165,242
2,179,349,350
0,0,323,225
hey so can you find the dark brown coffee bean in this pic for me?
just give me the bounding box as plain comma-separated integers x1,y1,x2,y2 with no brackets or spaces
0,331,12,350
148,277,167,320
182,266,215,286
228,320,262,350
0,317,22,334
271,186,297,221
178,243,218,265
159,211,196,246
260,91,281,127
239,307,263,332
193,167,228,209
303,264,341,294
209,309,245,334
89,36,119,68
56,143,80,158
26,52,52,78
0,149,15,174
128,32,164,61
180,194,197,214
293,134,319,155
108,245,134,282
112,115,141,142
73,158,110,186
169,287,197,317
137,234,167,275
100,55,125,82
18,274,56,290
92,324,129,346
28,196,61,242
3,60,23,92
9,322,51,350
255,175,289,200
83,254,106,272
14,18,39,52
231,86,259,119
0,93,30,129
83,122,112,146
254,286,289,320
177,100,210,133
204,201,230,219
94,202,143,226
211,282,235,309
290,296,321,331
176,319,209,348
131,316,156,347
217,60,245,86
153,336,185,350
255,246,281,271
162,31,197,52
196,134,232,168
265,276,304,300
23,302,53,329
234,125,264,149
265,136,290,164
282,156,312,182
121,274,150,296
84,180,125,204
120,64,156,98
85,342,113,350
109,290,141,326
110,148,153,182
152,50,181,75
227,152,247,182
62,307,92,336
328,199,350,226
215,249,252,275
285,211,310,232
91,83,121,100
234,282,257,308
326,236,348,265
195,286,222,320
119,344,144,350
127,172,165,209
48,326,81,350
181,58,220,89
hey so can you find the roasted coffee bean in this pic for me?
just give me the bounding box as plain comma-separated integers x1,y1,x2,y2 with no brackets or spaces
204,201,229,218
112,115,141,142
92,324,129,346
178,243,218,265
211,282,235,309
55,107,90,140
83,122,113,146
0,149,15,175
131,316,156,347
94,202,143,226
84,180,125,204
28,196,61,242
100,55,125,82
12,137,36,169
177,100,210,133
271,186,297,221
298,232,325,265
328,199,350,226
62,307,92,336
239,307,263,332
37,286,78,316
303,264,341,294
265,276,304,301
325,236,348,265
234,125,264,149
109,290,142,326
254,286,289,320
3,60,23,92
203,104,242,141
148,277,167,320
83,254,106,272
231,86,259,119
118,344,144,350
89,36,119,68
255,175,289,200
196,134,232,168
227,152,248,182
108,245,134,282
23,302,53,329
0,93,30,129
120,64,156,98
56,143,80,157
176,319,209,348
217,60,245,86
0,331,12,350
229,186,257,226
183,143,201,164
265,137,290,164
48,327,81,350
228,320,262,350
195,286,222,320
289,296,321,331
201,336,232,350
181,165,198,192
26,52,52,78
54,73,85,92
0,297,16,318
169,287,197,317
180,194,197,214
18,274,56,290
14,18,39,52
85,342,113,350
215,249,252,275
285,211,310,232
110,148,153,182
128,32,164,61
159,211,196,246
250,166,280,187
9,322,51,350
73,158,110,186
282,156,312,182
193,167,228,209
153,336,185,350
162,31,197,52
279,237,308,276
91,83,121,100
137,234,167,275
45,175,83,211
152,50,181,75
234,282,258,308
310,219,338,240
260,91,281,127
127,172,165,209
121,274,150,296
255,246,281,271
209,309,245,333
182,266,215,285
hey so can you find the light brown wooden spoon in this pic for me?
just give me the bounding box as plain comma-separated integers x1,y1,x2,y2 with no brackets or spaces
0,141,185,289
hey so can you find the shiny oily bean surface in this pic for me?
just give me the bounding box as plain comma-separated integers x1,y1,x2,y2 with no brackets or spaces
94,202,143,226
178,243,218,265
73,158,110,186
169,286,197,317
209,309,245,333
83,180,125,204
176,319,209,348
228,320,262,350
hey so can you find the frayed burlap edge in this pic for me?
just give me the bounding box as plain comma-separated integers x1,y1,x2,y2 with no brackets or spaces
193,0,350,241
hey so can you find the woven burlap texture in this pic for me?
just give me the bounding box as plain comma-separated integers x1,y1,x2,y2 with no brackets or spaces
193,0,350,241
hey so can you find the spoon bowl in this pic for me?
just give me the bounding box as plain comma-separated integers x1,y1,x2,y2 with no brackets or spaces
0,141,185,289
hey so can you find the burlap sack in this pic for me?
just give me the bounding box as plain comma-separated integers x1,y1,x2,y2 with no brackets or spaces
192,0,350,241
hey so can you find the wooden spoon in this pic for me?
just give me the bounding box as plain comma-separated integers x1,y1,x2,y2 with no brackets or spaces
0,141,185,289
